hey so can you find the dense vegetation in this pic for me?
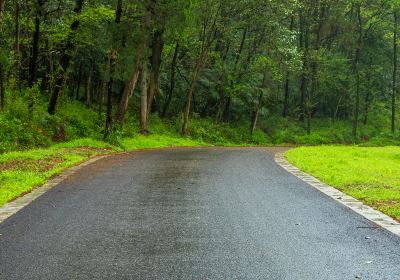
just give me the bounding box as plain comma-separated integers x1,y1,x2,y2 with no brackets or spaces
0,0,400,150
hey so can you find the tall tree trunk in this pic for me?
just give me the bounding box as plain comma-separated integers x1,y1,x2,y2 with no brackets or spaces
299,13,309,122
352,3,362,138
147,28,164,114
251,73,267,134
85,66,93,107
283,16,294,118
75,63,82,100
392,10,398,133
13,0,20,101
162,42,179,117
0,0,4,110
140,60,149,134
363,60,372,125
29,0,44,87
115,2,149,126
105,51,116,137
97,79,104,115
104,0,123,136
116,64,141,125
48,0,84,115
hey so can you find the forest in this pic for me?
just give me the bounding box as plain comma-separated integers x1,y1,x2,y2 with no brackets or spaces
0,0,400,151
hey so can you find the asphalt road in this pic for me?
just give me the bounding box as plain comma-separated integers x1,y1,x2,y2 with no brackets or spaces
0,148,399,280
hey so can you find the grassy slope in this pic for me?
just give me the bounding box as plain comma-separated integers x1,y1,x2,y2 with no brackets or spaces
286,146,400,220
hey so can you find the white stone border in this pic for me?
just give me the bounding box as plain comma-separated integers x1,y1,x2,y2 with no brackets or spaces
0,155,108,224
275,151,400,237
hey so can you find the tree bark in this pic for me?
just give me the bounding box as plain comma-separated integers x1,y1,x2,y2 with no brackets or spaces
182,64,201,135
282,16,294,118
251,73,267,134
392,10,398,133
104,0,123,136
75,63,82,100
85,66,93,107
147,28,164,114
115,2,149,126
29,0,45,87
12,0,20,100
161,42,179,117
48,0,84,115
352,3,362,138
140,60,149,134
97,79,104,115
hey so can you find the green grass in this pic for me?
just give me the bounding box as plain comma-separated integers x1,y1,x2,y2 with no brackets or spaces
0,139,118,206
286,146,400,220
0,134,209,208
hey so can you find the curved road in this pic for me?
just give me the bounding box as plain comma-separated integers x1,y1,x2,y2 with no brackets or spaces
0,148,399,279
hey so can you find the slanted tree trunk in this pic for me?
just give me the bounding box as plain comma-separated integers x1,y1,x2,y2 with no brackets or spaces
392,10,398,133
181,7,219,135
115,64,141,125
162,42,179,117
147,28,164,114
140,60,149,134
48,0,84,115
115,4,149,126
251,73,267,134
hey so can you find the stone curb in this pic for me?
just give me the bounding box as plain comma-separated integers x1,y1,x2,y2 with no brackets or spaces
274,151,400,238
0,155,108,224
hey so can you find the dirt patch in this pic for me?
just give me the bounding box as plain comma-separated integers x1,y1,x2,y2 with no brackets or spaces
0,157,65,172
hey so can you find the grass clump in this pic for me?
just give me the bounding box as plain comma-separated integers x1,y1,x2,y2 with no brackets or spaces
286,146,400,220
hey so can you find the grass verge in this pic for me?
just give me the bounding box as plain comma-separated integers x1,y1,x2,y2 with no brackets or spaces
286,146,400,221
0,136,208,208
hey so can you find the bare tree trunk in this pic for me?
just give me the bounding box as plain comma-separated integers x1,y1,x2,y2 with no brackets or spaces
0,0,6,110
29,0,45,87
115,3,150,125
352,3,362,138
251,74,267,134
147,28,164,114
283,16,294,118
105,51,116,137
392,10,398,133
85,65,93,107
299,13,309,122
182,61,202,136
48,0,84,115
115,60,141,125
140,60,149,134
104,0,123,136
162,42,179,117
12,0,20,101
363,58,372,125
97,79,104,115
75,63,82,100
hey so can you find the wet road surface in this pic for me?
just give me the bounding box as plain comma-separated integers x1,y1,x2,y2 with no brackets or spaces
0,148,399,279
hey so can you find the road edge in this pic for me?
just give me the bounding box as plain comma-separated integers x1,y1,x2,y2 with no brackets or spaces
274,151,400,238
0,155,108,224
